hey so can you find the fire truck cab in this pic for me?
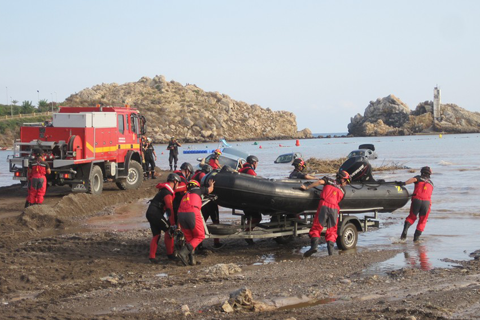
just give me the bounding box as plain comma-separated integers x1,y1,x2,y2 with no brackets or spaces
8,106,147,195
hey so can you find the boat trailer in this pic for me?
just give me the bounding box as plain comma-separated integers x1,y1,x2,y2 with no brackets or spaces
202,203,382,250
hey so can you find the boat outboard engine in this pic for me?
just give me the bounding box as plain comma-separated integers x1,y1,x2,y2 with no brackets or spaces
339,156,375,182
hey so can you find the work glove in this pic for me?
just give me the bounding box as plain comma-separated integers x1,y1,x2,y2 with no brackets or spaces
168,225,177,237
395,181,406,186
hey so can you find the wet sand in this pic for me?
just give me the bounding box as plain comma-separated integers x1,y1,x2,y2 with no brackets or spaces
1,173,479,319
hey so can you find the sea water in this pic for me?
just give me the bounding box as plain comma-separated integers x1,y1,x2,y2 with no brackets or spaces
1,133,479,270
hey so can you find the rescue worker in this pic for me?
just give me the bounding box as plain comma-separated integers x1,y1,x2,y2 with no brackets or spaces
146,173,181,263
192,164,223,248
239,155,261,244
140,136,148,178
300,170,351,257
167,136,182,171
398,166,434,242
191,164,212,183
143,137,157,179
177,179,215,266
289,158,316,180
208,149,222,170
172,162,194,214
25,148,51,207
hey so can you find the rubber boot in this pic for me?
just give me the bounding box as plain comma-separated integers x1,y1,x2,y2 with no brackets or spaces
304,237,320,258
25,201,31,208
188,250,196,266
170,165,173,171
174,165,177,171
327,241,335,256
177,243,193,266
400,222,411,240
413,230,422,242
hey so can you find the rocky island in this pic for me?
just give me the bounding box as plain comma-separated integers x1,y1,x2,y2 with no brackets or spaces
348,93,480,136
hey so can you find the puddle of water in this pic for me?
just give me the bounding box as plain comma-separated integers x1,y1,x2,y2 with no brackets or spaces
361,211,480,274
253,253,276,265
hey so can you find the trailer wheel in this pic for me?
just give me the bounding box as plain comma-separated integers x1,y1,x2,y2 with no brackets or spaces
207,224,239,235
274,235,294,244
336,223,358,250
88,165,103,195
116,161,143,190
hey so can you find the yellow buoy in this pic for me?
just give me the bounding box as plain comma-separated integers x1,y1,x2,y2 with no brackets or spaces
439,134,443,138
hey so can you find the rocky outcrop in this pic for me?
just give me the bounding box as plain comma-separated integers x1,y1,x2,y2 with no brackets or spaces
65,75,311,143
348,95,480,136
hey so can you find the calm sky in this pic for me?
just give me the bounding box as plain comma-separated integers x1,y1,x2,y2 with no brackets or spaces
1,0,479,133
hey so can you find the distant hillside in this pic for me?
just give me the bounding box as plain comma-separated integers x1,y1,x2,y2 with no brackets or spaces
64,75,312,143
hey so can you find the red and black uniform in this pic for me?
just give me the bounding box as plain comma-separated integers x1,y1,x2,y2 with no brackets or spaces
239,163,257,176
208,156,220,170
192,170,221,246
172,170,189,214
147,183,175,259
309,178,345,243
26,158,50,205
191,170,205,184
405,176,434,232
239,163,262,228
177,187,205,250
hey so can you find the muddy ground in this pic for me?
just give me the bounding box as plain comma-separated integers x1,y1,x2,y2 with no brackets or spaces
1,173,479,320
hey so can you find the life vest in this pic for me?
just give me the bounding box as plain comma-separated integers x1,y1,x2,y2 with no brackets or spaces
30,159,49,178
148,183,175,219
192,170,205,184
208,157,220,170
412,176,434,201
319,178,345,209
178,188,203,213
239,163,256,176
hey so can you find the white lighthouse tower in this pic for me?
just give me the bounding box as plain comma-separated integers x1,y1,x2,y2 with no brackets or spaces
433,86,441,122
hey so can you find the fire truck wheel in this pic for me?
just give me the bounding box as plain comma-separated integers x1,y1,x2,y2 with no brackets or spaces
116,160,143,190
88,165,104,195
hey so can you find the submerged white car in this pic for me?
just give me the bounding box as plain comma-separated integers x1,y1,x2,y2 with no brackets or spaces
347,144,378,160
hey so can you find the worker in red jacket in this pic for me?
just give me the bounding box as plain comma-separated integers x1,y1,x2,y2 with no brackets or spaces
165,162,194,255
239,155,261,245
26,148,51,207
301,170,351,257
177,179,215,266
147,173,182,263
208,149,222,170
399,166,434,242
192,164,223,248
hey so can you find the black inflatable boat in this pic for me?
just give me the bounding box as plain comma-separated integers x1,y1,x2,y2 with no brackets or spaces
203,167,409,214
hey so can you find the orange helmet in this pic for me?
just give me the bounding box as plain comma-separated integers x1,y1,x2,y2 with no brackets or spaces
187,180,200,190
214,149,222,155
337,170,351,184
292,158,306,170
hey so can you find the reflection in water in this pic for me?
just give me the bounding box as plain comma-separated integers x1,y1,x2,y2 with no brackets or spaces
404,244,432,271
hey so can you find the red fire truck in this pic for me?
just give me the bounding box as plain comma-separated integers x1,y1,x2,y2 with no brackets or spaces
8,106,147,195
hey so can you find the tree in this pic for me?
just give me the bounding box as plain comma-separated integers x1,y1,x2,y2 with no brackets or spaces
38,99,50,112
21,101,35,114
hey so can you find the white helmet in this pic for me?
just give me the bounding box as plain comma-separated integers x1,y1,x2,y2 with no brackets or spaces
147,137,152,142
